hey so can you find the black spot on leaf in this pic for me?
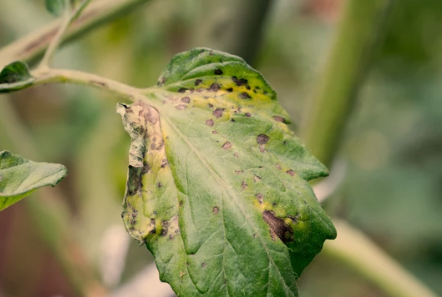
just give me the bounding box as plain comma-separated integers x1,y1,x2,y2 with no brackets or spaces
195,79,202,86
181,97,190,103
205,119,214,126
213,206,219,214
239,92,251,99
232,76,247,86
214,69,223,75
178,88,187,93
245,113,251,117
226,88,233,92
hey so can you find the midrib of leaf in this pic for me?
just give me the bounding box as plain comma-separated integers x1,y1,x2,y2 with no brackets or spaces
163,117,296,296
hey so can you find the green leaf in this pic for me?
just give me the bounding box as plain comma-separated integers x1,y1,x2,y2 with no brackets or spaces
118,48,337,297
0,151,68,211
0,61,35,93
45,0,67,17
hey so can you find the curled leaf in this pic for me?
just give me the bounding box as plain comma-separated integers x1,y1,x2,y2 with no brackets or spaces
0,151,68,211
0,61,34,93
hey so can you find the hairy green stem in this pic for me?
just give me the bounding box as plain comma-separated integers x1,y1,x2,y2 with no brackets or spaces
301,0,394,167
39,0,73,69
31,68,143,101
325,220,439,297
0,0,152,69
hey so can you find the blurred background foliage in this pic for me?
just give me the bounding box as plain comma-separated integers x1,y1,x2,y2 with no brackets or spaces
0,0,442,296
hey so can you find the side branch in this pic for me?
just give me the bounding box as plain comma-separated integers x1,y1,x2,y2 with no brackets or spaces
31,68,145,102
0,0,151,69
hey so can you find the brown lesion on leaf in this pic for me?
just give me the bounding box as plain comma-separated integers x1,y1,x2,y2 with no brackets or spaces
222,142,232,150
213,108,224,118
195,79,203,86
175,104,187,110
181,97,190,103
213,206,219,215
254,175,261,182
262,211,294,243
256,193,263,204
273,116,286,123
205,119,214,126
241,181,248,190
257,134,269,145
209,83,221,92
214,69,223,75
286,169,295,176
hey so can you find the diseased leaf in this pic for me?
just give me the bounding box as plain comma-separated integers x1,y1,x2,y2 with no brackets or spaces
45,0,67,17
0,61,34,93
0,151,67,211
118,48,337,297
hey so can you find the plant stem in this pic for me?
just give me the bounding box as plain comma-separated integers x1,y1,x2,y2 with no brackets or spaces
31,68,143,102
300,0,439,296
324,220,439,297
0,0,152,69
191,0,273,65
39,0,73,69
300,0,394,168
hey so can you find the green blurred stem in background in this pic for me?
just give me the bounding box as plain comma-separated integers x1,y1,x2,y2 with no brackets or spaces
301,0,393,168
191,0,273,65
301,0,438,296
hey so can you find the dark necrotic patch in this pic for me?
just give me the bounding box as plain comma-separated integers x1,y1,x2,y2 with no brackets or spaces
222,142,232,150
232,76,248,86
256,134,269,145
245,112,251,117
161,229,167,237
213,108,224,118
226,88,233,92
178,88,188,93
181,97,190,103
209,83,221,92
214,69,223,75
179,200,184,207
161,159,168,168
273,116,286,123
213,206,219,215
176,104,187,110
205,119,214,126
262,211,294,243
195,79,203,86
212,131,217,134
239,92,251,99
157,182,162,188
